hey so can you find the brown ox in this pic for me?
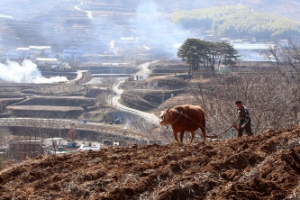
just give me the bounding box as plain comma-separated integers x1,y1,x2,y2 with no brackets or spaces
159,104,206,143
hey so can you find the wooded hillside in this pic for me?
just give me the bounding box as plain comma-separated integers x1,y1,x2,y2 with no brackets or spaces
172,5,300,40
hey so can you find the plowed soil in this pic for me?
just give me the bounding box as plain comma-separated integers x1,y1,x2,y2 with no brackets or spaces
1,125,300,200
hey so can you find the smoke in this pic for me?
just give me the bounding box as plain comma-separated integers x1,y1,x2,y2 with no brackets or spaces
0,59,68,83
0,0,59,20
0,14,13,19
0,1,192,58
129,0,190,57
109,40,115,49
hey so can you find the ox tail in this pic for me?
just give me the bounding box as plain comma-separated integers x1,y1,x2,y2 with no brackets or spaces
205,125,234,138
204,112,209,120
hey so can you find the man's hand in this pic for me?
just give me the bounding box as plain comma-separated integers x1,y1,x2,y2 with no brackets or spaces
232,124,239,131
241,123,246,129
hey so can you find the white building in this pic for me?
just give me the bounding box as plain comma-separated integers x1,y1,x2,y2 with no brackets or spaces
232,43,276,51
15,48,30,59
35,58,61,66
232,43,276,61
2,46,53,60
2,50,20,60
278,39,289,47
29,46,52,55
133,71,149,81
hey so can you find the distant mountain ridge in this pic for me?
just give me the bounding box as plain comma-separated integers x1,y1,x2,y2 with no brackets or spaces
0,0,299,53
158,0,300,23
0,0,299,22
171,5,300,41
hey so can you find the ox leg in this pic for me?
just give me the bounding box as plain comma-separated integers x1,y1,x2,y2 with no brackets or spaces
172,131,180,143
179,131,185,143
190,131,195,143
200,127,207,142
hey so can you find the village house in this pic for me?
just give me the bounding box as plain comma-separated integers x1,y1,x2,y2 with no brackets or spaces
15,47,31,59
2,50,20,60
2,46,54,61
35,58,62,70
133,71,149,81
63,46,83,61
29,46,52,56
231,43,276,61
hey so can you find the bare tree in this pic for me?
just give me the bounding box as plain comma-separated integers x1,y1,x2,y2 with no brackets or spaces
102,77,117,90
268,38,300,123
0,127,11,145
194,70,298,137
67,128,77,142
96,93,110,107
0,102,5,111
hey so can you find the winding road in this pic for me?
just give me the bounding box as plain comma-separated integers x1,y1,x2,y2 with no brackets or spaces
75,2,93,19
111,61,160,125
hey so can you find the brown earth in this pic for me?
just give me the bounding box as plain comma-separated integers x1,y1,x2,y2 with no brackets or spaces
0,125,300,200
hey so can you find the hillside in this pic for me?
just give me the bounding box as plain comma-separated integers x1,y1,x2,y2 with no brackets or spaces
172,5,300,40
0,125,299,199
1,0,300,54
159,0,300,22
2,0,300,21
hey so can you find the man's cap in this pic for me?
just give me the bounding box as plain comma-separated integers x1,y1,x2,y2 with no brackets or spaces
235,100,242,104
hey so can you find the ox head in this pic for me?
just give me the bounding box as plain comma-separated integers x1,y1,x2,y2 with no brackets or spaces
159,108,178,126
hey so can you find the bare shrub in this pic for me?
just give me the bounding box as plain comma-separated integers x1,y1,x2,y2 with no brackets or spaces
194,70,298,136
268,38,300,124
67,128,77,142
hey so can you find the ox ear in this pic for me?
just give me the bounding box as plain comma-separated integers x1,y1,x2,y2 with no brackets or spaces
170,108,179,114
160,109,169,118
170,109,183,116
164,108,170,114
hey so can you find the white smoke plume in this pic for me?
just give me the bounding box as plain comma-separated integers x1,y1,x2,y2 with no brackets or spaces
109,40,115,49
130,0,190,56
0,59,68,83
0,14,13,19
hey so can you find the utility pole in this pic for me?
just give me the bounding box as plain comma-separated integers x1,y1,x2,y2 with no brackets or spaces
162,87,165,110
59,118,61,138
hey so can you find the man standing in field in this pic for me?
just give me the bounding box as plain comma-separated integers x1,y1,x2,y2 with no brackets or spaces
235,100,253,137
